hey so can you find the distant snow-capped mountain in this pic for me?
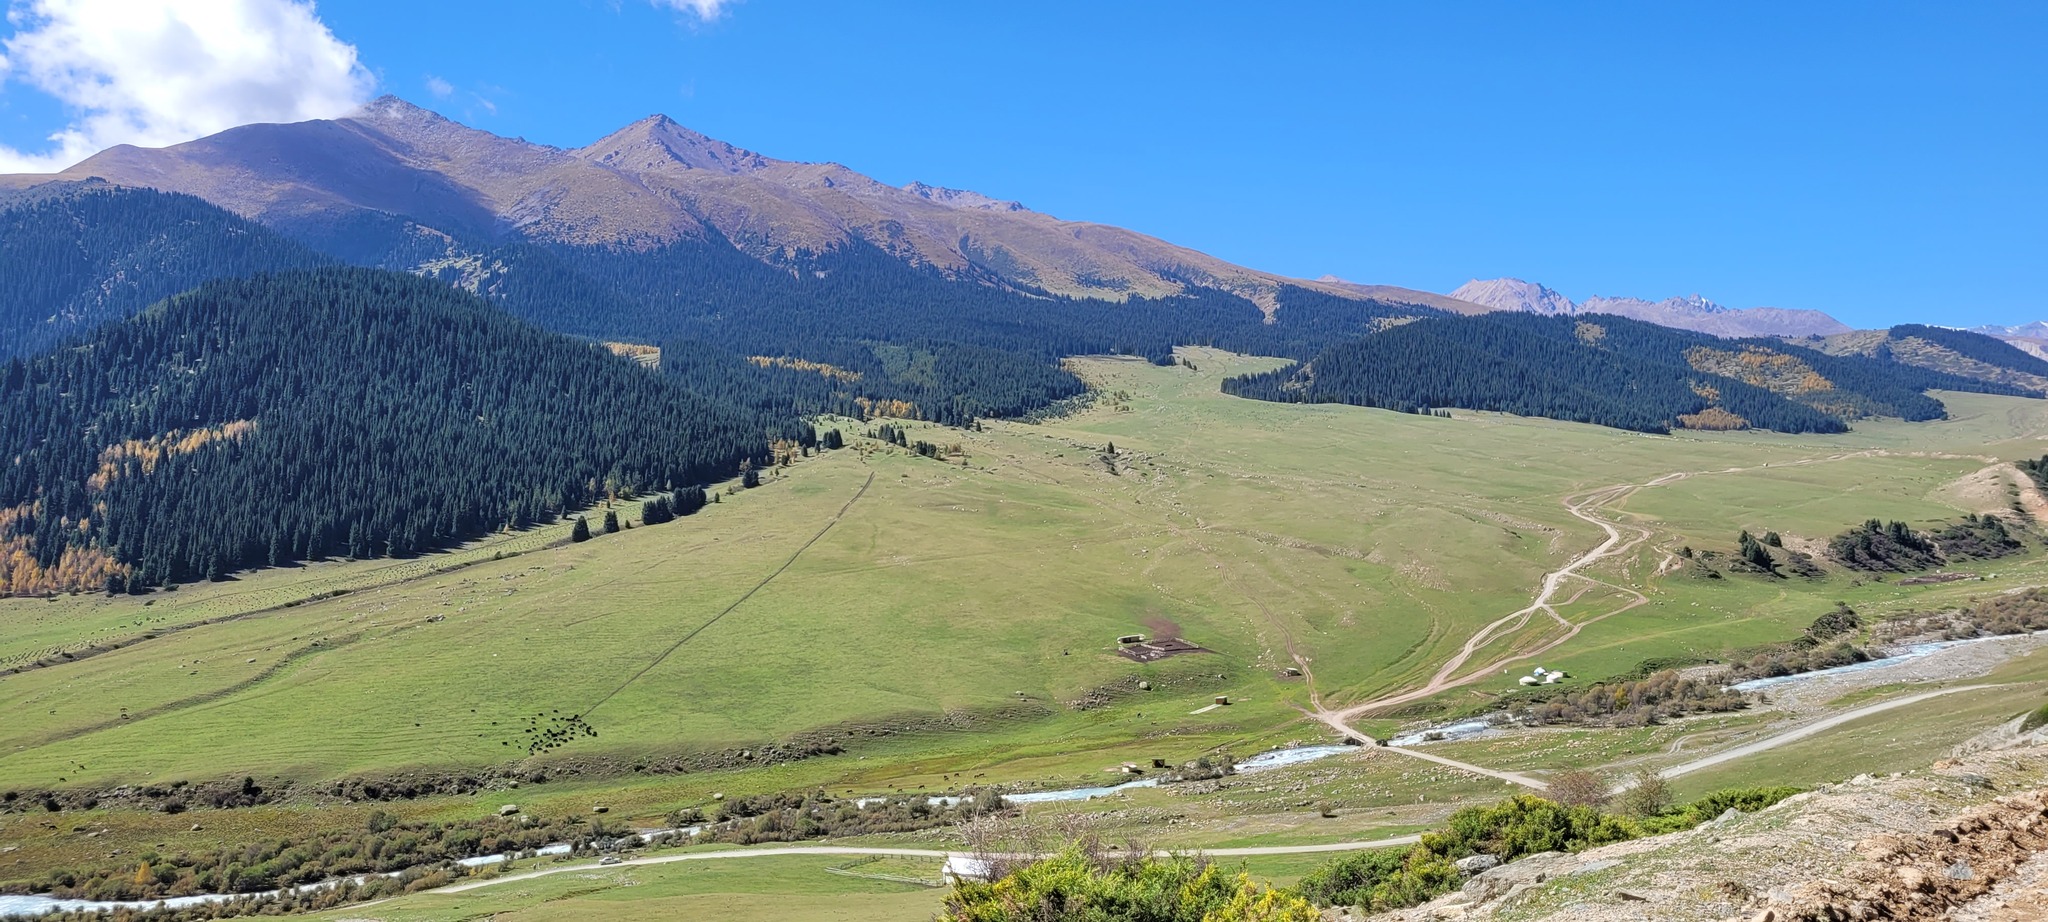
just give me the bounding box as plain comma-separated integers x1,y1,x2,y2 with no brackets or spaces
1972,322,2048,339
1970,322,2048,360
1447,278,1851,338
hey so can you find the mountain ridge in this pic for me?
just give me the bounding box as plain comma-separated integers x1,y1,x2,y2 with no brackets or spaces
1449,276,1852,338
0,96,1377,307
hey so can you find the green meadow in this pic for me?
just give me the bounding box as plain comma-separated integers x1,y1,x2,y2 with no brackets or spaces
5,350,2048,903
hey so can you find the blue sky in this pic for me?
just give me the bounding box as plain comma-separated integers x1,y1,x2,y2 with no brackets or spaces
2,1,2043,326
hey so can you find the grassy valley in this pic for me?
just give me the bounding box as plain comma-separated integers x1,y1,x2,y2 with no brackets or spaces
7,350,2048,919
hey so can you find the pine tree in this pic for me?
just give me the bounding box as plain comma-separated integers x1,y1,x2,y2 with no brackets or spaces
603,510,620,534
571,516,591,543
1738,531,1776,572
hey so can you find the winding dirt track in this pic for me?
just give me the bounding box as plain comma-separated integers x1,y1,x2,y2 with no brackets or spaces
1303,450,1904,788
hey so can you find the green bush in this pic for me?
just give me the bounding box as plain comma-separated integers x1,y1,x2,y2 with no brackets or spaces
940,849,1319,921
2021,702,2048,733
1296,786,1804,911
1296,848,1457,913
1635,785,1803,834
1429,795,1637,861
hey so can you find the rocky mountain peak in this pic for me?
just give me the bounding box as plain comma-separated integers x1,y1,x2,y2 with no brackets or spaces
575,114,775,176
1450,278,1577,315
1668,293,1729,314
902,181,1029,213
351,94,447,124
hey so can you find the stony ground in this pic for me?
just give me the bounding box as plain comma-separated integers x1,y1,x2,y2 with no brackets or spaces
1764,632,2046,714
1350,723,2048,922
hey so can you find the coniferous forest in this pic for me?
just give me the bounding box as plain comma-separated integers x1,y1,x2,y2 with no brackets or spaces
1888,323,2048,378
1222,312,2023,434
0,268,792,593
0,184,328,359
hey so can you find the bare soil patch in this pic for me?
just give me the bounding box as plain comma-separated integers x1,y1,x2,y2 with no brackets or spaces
1901,572,1976,586
1117,638,1210,663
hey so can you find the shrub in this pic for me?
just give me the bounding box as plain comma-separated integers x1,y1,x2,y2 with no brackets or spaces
940,849,1320,922
1545,770,1611,808
1931,514,2024,561
1635,785,1804,834
1829,519,1942,572
1429,795,1637,862
1805,602,1861,640
1616,768,1672,819
1297,786,1802,912
1508,668,1750,727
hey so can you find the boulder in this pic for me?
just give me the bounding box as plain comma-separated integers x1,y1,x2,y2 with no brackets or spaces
1461,852,1575,905
1455,854,1500,875
498,804,519,816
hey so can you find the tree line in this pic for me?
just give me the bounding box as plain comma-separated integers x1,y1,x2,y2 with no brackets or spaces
0,268,797,593
0,183,328,360
1221,312,2022,434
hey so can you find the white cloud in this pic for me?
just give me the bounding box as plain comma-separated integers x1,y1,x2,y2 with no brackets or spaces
654,0,736,22
0,0,374,173
424,74,453,99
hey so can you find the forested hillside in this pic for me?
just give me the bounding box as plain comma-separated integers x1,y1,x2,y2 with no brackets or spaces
1887,323,2048,382
327,226,1432,369
0,184,1430,431
1223,313,2022,434
0,184,328,359
0,268,794,594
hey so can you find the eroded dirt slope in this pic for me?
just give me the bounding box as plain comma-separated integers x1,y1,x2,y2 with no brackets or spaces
1359,726,2048,922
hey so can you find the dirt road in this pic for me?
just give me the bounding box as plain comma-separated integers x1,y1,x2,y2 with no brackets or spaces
1317,482,1653,725
1657,684,1995,780
432,835,1430,896
1304,450,1918,790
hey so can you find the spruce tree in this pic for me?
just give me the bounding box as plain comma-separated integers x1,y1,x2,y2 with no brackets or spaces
571,516,591,543
603,510,620,534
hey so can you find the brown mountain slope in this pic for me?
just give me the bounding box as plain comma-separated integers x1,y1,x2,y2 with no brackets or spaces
0,96,1376,306
1317,276,1492,316
21,98,703,245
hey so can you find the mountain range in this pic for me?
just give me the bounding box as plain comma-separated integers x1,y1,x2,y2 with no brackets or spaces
10,95,2034,349
0,96,1455,315
1446,278,1854,339
4,97,2048,594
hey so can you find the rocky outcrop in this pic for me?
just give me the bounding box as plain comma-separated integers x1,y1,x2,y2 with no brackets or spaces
1364,742,2048,922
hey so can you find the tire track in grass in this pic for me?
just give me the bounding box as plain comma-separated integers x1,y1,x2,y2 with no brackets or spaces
579,472,876,719
8,626,397,749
